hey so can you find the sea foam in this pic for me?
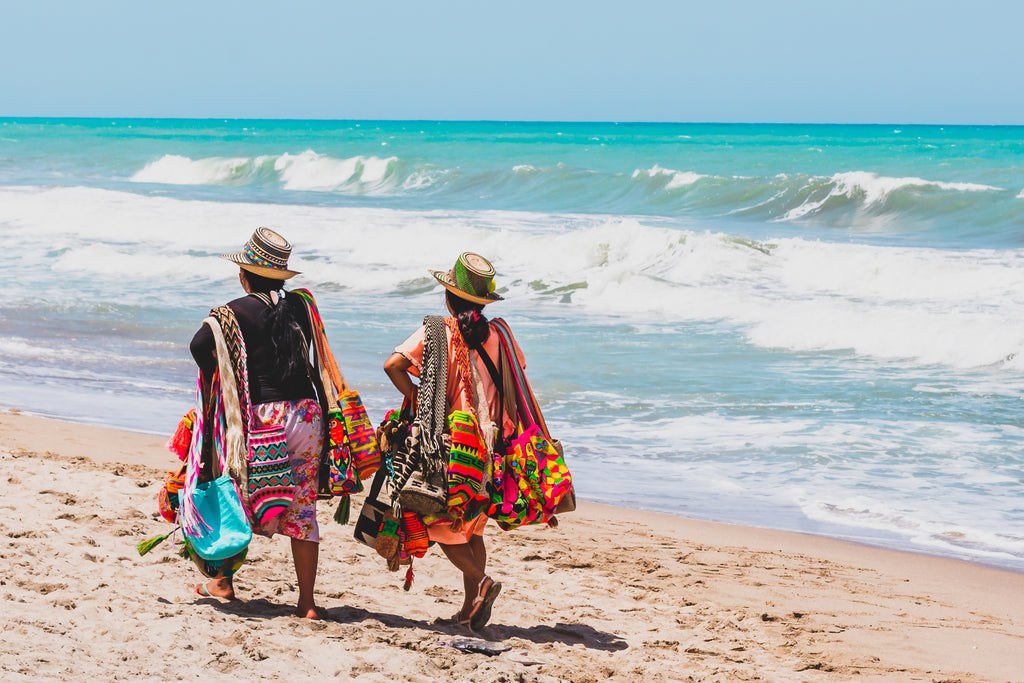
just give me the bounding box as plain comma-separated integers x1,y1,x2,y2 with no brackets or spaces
131,154,265,185
778,171,1002,222
130,151,405,194
5,185,1024,371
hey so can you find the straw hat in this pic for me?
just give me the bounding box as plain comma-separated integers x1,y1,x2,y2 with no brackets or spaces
221,227,300,280
430,252,504,306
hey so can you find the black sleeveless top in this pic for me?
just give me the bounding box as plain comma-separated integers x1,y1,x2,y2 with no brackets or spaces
190,293,317,405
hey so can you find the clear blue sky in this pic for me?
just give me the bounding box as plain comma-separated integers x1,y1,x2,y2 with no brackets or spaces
2,0,1021,124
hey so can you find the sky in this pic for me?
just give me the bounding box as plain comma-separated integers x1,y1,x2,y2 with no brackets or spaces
1,0,1022,124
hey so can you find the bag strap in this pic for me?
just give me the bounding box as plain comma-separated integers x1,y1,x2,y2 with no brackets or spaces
491,318,551,439
203,316,245,483
468,339,507,439
489,322,531,427
287,293,335,486
292,289,350,394
297,297,341,414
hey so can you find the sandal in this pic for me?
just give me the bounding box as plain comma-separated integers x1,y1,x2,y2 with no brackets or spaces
439,611,473,628
194,581,238,601
470,577,502,631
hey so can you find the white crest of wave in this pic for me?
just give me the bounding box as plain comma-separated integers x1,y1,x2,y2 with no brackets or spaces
274,150,398,193
780,171,1002,221
130,154,254,185
632,165,704,189
6,185,1024,371
1017,188,1024,199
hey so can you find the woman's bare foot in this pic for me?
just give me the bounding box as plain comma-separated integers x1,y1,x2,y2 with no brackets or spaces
195,578,235,600
294,604,325,619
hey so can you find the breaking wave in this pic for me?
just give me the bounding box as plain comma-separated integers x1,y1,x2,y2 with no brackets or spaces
127,154,1019,237
6,185,1024,372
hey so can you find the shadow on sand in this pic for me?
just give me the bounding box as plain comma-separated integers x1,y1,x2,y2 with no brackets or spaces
197,598,627,652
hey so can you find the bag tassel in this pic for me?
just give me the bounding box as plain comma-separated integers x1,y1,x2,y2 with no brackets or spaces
403,561,415,592
135,531,171,557
333,496,350,525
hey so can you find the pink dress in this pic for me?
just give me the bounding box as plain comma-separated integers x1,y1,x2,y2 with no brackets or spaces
394,318,526,544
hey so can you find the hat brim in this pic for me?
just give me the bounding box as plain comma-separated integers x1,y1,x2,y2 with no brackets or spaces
430,270,503,305
222,253,300,280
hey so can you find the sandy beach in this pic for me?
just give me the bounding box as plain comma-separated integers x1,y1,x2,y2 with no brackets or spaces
2,409,1022,682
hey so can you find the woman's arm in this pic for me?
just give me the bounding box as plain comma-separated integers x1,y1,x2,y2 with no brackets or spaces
383,352,418,401
189,322,218,383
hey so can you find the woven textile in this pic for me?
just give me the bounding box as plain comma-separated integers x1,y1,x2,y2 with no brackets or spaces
446,410,488,510
339,392,378,480
325,409,357,494
292,288,381,484
486,319,574,529
208,304,295,524
247,425,295,524
209,305,250,499
415,315,449,478
398,511,429,561
444,317,476,416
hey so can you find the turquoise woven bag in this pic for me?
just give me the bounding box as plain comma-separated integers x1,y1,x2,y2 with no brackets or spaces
186,474,253,561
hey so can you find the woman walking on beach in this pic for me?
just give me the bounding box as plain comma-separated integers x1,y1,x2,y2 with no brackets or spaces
383,252,523,630
189,227,325,619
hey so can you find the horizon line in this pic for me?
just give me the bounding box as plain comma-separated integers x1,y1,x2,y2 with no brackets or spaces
1,116,1021,127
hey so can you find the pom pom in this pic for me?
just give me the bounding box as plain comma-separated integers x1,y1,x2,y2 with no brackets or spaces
487,280,496,293
166,410,196,460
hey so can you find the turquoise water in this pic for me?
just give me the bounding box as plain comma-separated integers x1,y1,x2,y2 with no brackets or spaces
2,118,1023,570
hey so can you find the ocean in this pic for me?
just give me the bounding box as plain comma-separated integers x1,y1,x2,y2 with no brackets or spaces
2,118,1022,571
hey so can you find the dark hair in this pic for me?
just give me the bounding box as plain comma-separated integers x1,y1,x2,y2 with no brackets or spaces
243,270,306,379
243,271,286,293
446,290,490,348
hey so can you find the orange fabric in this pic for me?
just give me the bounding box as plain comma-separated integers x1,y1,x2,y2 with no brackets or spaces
425,511,488,545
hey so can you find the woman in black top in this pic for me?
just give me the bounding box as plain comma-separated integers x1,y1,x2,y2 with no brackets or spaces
189,227,326,619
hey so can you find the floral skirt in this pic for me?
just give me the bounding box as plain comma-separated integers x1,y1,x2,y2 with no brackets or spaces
249,398,324,543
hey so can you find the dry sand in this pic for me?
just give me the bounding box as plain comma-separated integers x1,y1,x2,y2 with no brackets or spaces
2,409,1023,682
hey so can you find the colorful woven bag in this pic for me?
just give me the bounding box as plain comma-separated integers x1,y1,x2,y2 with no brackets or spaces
157,464,186,523
293,289,381,488
486,319,574,529
325,407,357,494
446,409,488,511
340,391,379,480
207,306,297,524
180,368,253,561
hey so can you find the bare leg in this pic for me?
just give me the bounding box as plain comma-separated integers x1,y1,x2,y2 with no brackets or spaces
291,538,320,619
440,537,487,619
468,534,486,572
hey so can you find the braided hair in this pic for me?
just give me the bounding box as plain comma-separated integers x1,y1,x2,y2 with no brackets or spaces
244,271,306,380
446,289,490,347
